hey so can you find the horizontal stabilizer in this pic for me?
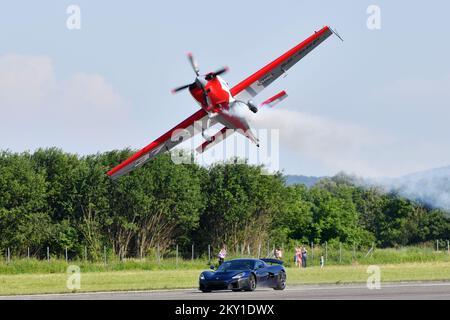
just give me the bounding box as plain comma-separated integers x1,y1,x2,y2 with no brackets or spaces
260,90,288,108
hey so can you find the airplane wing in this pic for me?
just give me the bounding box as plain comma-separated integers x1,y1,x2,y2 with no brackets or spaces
107,109,215,179
196,126,231,154
230,26,335,102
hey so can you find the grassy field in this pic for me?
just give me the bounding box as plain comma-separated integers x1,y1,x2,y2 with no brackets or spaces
0,262,449,296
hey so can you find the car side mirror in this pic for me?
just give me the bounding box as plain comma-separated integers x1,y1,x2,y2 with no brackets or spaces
210,265,215,270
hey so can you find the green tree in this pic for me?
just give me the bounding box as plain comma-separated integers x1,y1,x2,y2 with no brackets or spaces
0,151,51,255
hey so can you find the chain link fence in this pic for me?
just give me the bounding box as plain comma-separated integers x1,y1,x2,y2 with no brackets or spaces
3,239,450,267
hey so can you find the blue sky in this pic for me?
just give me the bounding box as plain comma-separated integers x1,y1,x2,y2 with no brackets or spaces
1,1,449,177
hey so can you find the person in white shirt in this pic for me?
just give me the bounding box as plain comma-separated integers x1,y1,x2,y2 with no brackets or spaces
218,246,227,265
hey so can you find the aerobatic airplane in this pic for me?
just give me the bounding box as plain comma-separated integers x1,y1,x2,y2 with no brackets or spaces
107,26,342,179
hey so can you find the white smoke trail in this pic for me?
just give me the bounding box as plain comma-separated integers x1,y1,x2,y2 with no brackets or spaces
372,167,450,211
250,108,385,177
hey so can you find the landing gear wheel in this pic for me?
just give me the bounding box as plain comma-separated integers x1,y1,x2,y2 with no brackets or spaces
245,274,257,291
249,106,258,113
274,271,286,290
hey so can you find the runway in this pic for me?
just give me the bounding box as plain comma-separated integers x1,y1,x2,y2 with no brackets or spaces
1,282,450,300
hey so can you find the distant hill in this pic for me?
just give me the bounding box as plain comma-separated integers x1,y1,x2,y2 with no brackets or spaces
284,175,324,187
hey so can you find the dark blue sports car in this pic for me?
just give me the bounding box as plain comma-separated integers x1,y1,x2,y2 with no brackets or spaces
199,258,286,292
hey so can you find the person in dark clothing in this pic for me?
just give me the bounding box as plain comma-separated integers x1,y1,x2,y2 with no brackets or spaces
301,246,307,268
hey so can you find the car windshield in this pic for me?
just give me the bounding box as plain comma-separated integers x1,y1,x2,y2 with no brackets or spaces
216,260,255,272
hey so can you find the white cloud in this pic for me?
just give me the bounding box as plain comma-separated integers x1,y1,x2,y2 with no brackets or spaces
0,54,54,111
0,54,134,153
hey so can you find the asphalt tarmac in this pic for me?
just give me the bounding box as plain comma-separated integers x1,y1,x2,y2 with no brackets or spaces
1,282,449,300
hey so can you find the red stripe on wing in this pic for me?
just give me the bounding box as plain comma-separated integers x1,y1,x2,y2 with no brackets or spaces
230,26,331,97
261,90,287,106
107,108,207,178
196,126,229,154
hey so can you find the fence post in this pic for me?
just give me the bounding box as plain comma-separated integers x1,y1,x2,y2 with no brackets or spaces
353,243,356,260
365,243,374,258
437,240,439,252
7,248,10,264
157,244,160,264
104,246,107,265
208,245,211,264
339,242,342,264
27,247,30,260
47,246,50,262
192,243,194,261
176,244,179,266
447,240,449,254
65,247,68,262
325,241,328,262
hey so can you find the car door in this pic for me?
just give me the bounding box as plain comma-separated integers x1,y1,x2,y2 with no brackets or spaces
254,261,269,286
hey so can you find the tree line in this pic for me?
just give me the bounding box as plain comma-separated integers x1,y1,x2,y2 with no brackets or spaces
0,148,449,260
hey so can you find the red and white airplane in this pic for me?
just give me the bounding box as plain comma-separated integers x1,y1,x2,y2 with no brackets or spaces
107,26,342,179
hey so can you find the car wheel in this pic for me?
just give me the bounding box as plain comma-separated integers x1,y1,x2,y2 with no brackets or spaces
232,289,242,292
245,274,256,291
274,271,286,290
201,289,211,293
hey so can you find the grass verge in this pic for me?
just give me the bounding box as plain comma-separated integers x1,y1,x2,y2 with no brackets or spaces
0,262,449,296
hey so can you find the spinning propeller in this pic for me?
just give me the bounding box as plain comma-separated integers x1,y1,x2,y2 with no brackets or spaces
172,53,228,94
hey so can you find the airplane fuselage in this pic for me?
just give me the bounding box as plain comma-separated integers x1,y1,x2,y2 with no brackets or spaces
189,76,258,145
189,76,234,114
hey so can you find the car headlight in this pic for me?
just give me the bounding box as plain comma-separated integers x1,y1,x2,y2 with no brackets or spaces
232,272,245,279
200,273,205,280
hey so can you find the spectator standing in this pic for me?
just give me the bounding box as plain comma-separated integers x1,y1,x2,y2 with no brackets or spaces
295,247,302,268
274,247,283,260
301,246,308,268
218,246,227,265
